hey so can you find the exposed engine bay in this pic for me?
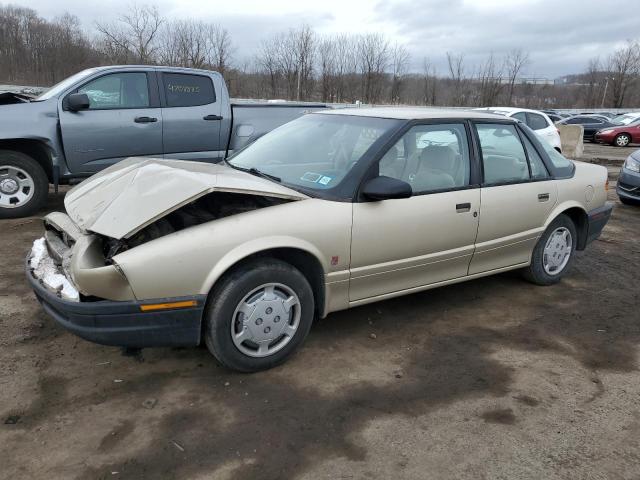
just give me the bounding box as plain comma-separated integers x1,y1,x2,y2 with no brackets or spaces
103,192,290,260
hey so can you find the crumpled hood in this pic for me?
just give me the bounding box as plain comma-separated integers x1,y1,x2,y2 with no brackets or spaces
64,157,308,239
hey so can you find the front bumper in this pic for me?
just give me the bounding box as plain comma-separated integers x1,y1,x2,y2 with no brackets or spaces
595,132,616,144
585,202,614,246
27,258,206,348
616,167,640,201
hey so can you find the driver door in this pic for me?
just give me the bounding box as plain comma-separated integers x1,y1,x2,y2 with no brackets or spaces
59,71,163,174
349,123,480,302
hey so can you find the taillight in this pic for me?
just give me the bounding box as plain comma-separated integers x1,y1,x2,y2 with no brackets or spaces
605,178,609,191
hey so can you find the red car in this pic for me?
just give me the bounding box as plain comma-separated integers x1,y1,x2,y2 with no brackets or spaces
595,112,640,147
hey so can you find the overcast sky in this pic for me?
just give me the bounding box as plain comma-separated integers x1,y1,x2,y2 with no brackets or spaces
10,0,640,78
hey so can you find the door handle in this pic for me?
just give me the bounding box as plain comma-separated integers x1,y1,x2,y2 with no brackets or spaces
134,116,157,123
203,114,223,121
538,193,550,202
456,202,471,213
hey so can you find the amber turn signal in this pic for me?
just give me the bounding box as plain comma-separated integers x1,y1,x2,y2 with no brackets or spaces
140,300,197,312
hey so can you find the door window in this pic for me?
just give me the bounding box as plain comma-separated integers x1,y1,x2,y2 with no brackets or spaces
378,123,470,194
476,124,529,184
78,73,149,109
527,113,549,130
162,73,215,107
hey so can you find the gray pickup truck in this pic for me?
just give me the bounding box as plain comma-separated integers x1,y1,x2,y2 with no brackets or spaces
0,66,328,218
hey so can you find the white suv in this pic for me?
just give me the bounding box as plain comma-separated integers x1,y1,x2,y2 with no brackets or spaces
474,107,562,152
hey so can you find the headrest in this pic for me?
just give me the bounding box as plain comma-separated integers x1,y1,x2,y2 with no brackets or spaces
420,145,455,172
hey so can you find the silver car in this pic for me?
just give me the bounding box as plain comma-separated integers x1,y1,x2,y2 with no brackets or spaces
27,108,613,372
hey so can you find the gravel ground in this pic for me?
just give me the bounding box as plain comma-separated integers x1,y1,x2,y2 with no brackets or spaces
1,157,639,479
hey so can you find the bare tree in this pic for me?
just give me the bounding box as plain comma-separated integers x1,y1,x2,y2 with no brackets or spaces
292,25,315,100
96,4,163,63
317,36,337,102
605,41,640,108
209,25,233,76
389,42,410,104
257,37,281,98
446,52,467,106
358,33,390,104
505,48,529,105
476,52,504,106
421,58,437,105
581,57,602,107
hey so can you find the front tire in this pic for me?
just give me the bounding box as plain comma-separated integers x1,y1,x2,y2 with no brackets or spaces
0,150,48,219
203,259,315,372
614,134,631,147
522,214,577,286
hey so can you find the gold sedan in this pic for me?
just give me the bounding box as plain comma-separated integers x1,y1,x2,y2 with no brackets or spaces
27,108,613,371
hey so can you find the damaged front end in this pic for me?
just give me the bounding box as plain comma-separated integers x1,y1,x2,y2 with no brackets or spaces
25,158,309,348
103,191,290,260
27,212,135,302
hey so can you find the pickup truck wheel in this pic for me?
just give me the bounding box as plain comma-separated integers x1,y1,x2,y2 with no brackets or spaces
0,150,48,219
522,214,577,286
204,259,314,372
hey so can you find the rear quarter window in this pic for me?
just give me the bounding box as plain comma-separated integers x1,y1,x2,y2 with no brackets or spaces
162,73,215,107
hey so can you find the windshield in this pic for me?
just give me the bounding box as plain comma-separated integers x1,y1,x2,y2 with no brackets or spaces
228,114,401,192
612,114,640,126
35,68,100,101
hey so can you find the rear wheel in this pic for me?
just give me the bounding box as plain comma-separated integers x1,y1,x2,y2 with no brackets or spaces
522,214,577,286
0,150,48,218
614,134,631,147
203,259,315,372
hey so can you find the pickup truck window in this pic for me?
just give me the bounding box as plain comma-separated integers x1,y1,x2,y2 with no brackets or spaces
162,73,215,107
228,114,399,192
78,72,150,109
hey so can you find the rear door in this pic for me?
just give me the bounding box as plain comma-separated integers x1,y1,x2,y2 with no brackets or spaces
159,72,223,161
469,122,557,274
59,71,163,173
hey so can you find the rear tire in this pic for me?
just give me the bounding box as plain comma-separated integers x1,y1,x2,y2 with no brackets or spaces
203,259,315,372
0,150,48,219
522,214,577,286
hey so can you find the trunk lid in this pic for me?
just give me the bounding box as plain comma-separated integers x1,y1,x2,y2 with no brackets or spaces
64,157,307,239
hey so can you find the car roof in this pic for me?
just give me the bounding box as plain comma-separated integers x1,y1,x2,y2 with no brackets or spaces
477,106,551,115
317,107,509,121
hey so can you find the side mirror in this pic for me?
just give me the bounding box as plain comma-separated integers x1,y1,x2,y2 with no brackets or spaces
66,93,90,112
362,176,412,201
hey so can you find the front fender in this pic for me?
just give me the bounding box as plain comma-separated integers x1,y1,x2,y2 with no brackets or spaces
200,235,328,296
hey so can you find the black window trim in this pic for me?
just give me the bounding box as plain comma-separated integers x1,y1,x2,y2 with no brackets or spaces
516,122,575,180
515,125,551,180
63,70,159,111
159,71,217,108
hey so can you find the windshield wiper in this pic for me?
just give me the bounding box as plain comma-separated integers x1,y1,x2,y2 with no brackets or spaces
226,161,281,183
248,167,281,183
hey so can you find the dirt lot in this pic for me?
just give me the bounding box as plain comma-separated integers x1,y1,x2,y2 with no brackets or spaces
581,142,637,164
1,164,640,479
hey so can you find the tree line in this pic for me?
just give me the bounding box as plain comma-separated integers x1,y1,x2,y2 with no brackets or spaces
1,4,639,109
